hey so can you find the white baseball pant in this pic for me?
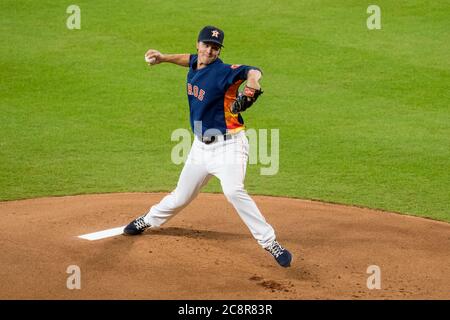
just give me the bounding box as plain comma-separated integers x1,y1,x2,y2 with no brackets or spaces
143,130,276,248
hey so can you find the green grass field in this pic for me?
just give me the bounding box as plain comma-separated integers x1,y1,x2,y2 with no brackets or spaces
1,1,449,221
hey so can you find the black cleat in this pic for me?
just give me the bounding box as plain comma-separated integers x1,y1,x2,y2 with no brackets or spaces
123,215,151,235
265,240,292,267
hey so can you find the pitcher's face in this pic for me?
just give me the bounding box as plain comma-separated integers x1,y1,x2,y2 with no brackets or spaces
197,41,221,65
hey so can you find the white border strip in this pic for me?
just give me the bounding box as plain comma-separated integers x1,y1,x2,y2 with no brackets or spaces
78,225,126,241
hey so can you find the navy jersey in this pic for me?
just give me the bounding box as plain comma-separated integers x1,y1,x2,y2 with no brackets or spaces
187,54,260,136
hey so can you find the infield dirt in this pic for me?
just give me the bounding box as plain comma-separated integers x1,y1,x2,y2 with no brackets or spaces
1,193,449,299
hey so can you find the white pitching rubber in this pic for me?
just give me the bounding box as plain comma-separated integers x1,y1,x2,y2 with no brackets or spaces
78,225,127,241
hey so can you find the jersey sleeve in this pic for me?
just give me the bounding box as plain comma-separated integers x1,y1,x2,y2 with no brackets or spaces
189,54,198,69
221,64,262,88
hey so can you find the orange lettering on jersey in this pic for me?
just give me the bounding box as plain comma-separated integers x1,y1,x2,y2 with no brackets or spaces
231,64,241,69
198,89,205,101
187,83,206,102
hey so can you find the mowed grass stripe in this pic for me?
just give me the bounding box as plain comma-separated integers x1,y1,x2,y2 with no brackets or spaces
1,1,449,221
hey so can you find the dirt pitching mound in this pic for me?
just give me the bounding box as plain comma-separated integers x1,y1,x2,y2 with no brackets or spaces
1,193,449,299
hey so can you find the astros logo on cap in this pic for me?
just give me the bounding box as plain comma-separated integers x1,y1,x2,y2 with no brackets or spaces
211,30,220,38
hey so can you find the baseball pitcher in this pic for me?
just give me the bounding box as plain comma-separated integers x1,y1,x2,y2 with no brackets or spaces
124,26,292,268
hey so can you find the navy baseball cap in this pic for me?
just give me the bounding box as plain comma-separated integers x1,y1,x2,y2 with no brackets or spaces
198,25,225,47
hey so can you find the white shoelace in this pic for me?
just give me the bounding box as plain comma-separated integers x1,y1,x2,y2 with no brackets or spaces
266,241,285,258
134,216,150,230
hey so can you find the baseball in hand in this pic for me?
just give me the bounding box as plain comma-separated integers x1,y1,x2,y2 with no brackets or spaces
145,55,156,65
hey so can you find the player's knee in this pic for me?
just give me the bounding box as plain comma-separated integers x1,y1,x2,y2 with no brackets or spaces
223,187,245,203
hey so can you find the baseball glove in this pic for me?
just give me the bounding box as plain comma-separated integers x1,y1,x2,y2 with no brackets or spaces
231,86,263,114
